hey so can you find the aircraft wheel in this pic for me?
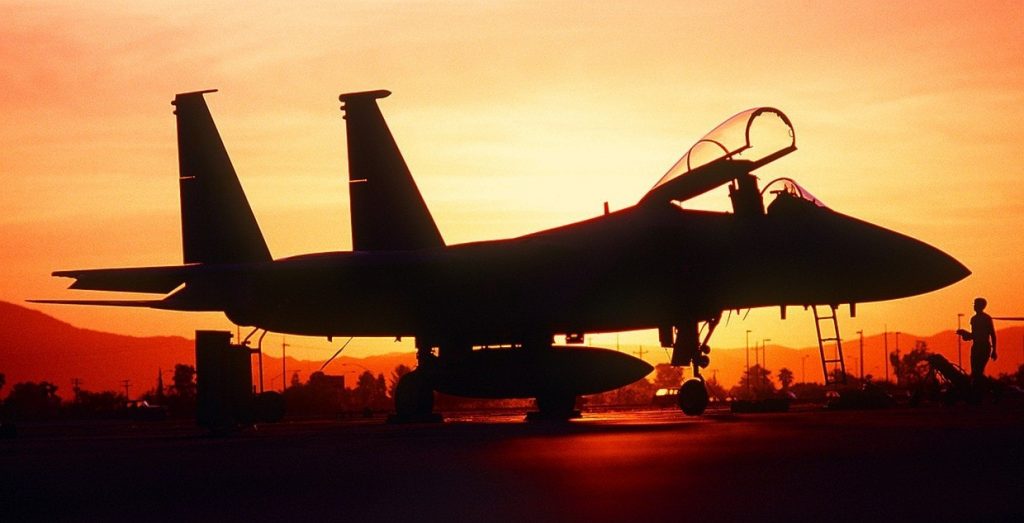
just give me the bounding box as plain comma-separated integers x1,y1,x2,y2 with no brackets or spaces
529,392,580,421
678,378,709,416
394,369,435,418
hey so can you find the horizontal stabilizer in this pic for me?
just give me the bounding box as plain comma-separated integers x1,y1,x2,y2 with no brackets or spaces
27,299,167,308
52,265,195,293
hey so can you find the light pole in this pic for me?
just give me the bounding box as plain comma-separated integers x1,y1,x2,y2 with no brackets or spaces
857,330,864,380
894,331,901,384
762,338,771,389
745,330,752,391
883,325,889,383
281,337,290,393
957,313,964,368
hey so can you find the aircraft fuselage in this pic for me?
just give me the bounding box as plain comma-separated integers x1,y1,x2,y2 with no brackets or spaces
217,198,966,344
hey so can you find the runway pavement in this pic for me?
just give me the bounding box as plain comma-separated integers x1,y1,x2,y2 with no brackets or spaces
2,404,1022,522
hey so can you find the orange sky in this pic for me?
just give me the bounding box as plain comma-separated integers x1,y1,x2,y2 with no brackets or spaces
2,1,1022,364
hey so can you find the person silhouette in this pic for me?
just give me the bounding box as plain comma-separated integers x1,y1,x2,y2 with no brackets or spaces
956,297,998,381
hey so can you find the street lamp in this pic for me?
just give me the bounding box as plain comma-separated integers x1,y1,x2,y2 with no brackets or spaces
856,330,864,380
745,330,752,391
762,338,771,389
883,325,889,383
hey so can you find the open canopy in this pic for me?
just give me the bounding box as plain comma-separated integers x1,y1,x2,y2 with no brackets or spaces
642,108,796,205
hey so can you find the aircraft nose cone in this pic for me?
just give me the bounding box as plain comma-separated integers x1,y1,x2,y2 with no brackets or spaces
892,238,970,295
845,219,970,300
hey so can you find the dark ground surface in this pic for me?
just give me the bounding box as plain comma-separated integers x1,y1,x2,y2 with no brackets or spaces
2,403,1022,522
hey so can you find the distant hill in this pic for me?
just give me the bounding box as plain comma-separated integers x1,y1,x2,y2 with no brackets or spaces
1,301,1020,399
0,301,414,400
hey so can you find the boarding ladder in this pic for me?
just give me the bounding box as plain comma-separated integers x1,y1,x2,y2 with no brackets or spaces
812,305,847,385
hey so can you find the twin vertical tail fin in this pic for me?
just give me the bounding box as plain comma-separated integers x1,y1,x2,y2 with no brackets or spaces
340,90,444,251
173,90,271,265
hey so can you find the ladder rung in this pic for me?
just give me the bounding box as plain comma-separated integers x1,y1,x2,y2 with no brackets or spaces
820,337,840,343
823,359,844,364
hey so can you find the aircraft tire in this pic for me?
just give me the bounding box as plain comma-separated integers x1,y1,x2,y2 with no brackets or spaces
394,369,434,418
678,378,709,416
529,392,580,421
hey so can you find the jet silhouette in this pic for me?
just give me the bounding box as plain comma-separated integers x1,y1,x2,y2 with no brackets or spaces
34,91,969,419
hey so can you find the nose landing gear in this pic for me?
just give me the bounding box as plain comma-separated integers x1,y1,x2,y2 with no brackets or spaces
661,314,720,416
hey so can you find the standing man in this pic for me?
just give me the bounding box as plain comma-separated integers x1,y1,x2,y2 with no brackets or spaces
957,297,998,381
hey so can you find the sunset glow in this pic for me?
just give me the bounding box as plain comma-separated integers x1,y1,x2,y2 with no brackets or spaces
3,1,1022,364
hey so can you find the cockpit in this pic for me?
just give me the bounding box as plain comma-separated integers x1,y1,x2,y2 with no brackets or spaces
640,107,824,213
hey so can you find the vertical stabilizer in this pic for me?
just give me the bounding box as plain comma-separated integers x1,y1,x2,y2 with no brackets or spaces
339,90,445,251
173,90,271,264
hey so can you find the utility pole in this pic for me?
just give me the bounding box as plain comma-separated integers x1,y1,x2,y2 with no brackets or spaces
633,345,647,361
281,336,290,393
883,325,889,383
121,379,132,400
894,331,901,384
957,313,964,369
857,330,864,380
71,378,82,403
762,338,771,389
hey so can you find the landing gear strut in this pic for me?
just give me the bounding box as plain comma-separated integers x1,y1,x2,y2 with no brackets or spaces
661,314,720,416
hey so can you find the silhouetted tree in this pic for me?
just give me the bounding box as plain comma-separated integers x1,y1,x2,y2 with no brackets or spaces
6,381,61,420
170,364,196,400
375,374,387,408
778,368,794,390
352,371,389,411
165,364,197,416
729,364,776,400
889,341,930,387
388,364,412,399
652,364,684,388
290,371,301,389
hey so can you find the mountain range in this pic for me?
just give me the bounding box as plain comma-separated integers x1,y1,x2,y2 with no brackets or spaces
1,300,1021,399
0,301,414,399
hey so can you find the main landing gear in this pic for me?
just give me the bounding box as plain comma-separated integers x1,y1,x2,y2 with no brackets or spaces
388,342,444,423
661,314,720,416
389,368,443,423
527,391,581,422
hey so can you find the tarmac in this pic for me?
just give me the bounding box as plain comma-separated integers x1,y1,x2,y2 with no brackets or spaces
2,403,1022,522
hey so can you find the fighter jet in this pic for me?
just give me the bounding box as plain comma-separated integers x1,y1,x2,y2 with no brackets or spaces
34,90,969,419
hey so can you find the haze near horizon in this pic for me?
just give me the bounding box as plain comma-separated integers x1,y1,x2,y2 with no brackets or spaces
2,1,1022,360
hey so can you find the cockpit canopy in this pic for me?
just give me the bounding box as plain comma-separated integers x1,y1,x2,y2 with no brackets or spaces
642,107,797,206
761,177,827,208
